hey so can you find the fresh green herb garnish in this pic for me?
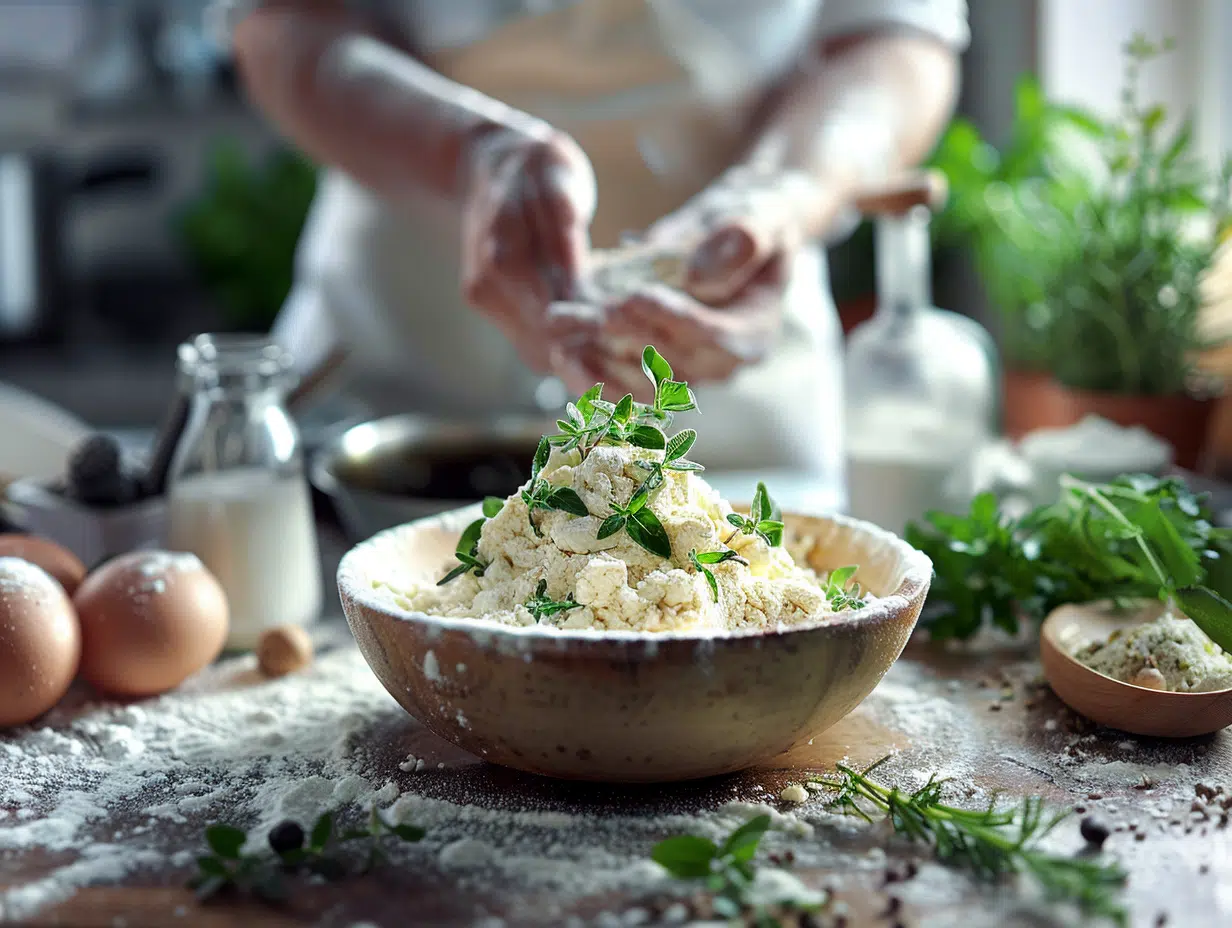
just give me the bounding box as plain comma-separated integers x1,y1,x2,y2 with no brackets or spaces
597,476,673,560
436,497,506,584
905,473,1232,647
524,579,581,621
522,436,590,537
437,516,489,585
598,391,668,450
689,548,748,601
641,345,699,417
551,385,618,457
662,427,703,472
824,565,866,611
811,757,1127,925
652,815,822,924
190,806,424,904
726,482,785,547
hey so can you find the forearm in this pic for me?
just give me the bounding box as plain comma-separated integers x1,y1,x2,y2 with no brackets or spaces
232,5,552,202
742,32,960,229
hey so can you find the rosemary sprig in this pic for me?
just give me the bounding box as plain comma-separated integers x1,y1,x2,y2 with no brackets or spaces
824,565,867,612
652,815,823,925
522,437,590,537
689,547,748,601
810,757,1128,925
524,579,581,621
437,495,503,585
727,482,784,548
190,806,424,904
598,473,672,559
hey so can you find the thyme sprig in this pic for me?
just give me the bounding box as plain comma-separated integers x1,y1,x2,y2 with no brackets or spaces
689,548,748,601
190,806,424,904
522,437,590,537
524,579,581,621
651,815,823,925
810,757,1128,925
437,496,504,585
727,482,784,548
597,474,672,559
823,565,867,612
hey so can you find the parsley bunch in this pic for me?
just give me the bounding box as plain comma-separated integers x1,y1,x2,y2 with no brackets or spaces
906,474,1232,648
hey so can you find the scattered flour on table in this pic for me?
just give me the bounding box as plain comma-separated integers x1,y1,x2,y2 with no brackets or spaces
0,633,826,922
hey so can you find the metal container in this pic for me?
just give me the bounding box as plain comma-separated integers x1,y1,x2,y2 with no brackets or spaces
310,414,552,542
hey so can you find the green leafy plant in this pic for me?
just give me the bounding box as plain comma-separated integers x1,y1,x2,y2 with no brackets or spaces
177,141,317,332
906,473,1232,647
190,807,423,904
652,815,823,924
689,548,748,600
524,579,581,621
811,758,1127,925
597,471,672,559
438,497,505,585
929,36,1232,392
726,483,784,547
521,438,590,537
823,565,866,612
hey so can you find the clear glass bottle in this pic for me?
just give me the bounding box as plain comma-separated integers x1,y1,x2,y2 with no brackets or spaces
167,334,322,650
844,198,998,537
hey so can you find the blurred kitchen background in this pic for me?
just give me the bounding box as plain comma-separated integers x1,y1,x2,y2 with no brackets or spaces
4,0,1232,516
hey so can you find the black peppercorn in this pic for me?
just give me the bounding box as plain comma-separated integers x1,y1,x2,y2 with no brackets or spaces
1080,815,1110,848
268,820,305,854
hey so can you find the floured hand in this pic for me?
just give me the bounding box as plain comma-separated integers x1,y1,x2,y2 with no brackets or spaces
460,127,597,373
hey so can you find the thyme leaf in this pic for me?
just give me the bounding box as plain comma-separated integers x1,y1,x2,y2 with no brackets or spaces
524,579,581,621
689,547,748,601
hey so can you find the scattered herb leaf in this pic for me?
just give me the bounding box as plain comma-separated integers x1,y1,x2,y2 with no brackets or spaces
600,477,672,559
524,579,581,621
437,516,489,585
726,482,785,547
824,565,866,611
190,806,424,905
689,547,748,600
482,496,504,518
652,815,822,924
811,757,1127,925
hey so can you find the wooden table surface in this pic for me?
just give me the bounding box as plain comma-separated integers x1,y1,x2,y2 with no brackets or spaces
3,527,1231,928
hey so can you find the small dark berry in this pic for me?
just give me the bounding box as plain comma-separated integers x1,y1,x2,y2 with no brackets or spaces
268,820,305,854
1080,816,1111,848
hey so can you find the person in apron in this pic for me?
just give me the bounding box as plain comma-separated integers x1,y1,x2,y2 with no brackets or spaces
215,0,967,502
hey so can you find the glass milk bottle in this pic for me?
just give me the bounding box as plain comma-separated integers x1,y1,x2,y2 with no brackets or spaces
844,175,997,537
167,334,322,650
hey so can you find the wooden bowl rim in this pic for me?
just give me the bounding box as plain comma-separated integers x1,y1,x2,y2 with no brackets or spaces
337,503,933,646
1040,602,1232,699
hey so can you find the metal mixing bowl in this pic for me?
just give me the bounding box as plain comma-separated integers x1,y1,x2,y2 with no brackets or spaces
310,414,552,542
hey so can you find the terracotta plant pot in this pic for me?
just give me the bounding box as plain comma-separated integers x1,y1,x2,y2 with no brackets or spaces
1002,369,1216,471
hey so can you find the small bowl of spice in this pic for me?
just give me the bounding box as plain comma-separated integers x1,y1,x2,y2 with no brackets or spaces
1040,600,1232,737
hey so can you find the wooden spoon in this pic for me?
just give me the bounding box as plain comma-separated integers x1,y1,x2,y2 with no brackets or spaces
1040,601,1232,738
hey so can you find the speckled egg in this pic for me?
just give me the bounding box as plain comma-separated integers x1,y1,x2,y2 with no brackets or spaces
73,550,229,697
0,556,82,728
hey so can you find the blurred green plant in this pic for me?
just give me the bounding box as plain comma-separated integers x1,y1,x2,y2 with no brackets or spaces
928,35,1232,395
176,140,317,332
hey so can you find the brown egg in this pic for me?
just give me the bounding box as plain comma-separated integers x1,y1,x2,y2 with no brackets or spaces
0,556,81,728
0,534,87,595
73,551,229,697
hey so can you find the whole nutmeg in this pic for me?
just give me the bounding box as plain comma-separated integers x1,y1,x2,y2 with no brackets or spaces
256,625,314,677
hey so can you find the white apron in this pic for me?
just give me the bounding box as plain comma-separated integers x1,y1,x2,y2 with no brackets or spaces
276,0,852,487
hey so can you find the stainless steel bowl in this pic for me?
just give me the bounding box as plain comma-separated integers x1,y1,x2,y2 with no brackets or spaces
310,414,552,542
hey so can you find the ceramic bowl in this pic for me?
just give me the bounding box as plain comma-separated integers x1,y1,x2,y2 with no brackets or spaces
337,506,932,783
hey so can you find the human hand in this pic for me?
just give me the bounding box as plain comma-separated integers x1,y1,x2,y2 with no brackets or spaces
548,166,844,396
459,127,597,372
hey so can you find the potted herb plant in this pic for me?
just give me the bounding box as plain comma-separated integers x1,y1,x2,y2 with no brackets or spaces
930,36,1232,470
